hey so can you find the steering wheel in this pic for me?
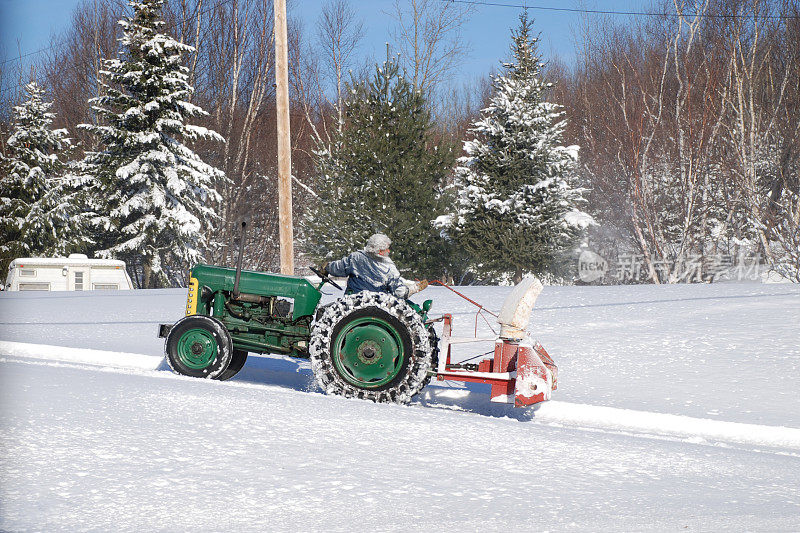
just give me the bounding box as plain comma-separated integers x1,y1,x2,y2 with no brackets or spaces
310,266,344,291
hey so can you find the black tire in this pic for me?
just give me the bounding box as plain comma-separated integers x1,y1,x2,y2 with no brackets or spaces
422,325,440,389
310,292,433,404
165,315,233,379
217,349,248,381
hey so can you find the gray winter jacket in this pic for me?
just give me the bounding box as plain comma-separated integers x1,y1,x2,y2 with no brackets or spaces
327,250,411,298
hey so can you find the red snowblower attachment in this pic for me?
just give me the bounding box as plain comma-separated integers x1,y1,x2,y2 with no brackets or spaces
432,277,558,407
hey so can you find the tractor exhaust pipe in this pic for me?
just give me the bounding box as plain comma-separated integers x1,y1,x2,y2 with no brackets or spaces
233,220,247,299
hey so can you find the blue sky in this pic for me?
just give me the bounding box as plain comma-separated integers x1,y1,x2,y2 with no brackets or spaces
1,0,649,88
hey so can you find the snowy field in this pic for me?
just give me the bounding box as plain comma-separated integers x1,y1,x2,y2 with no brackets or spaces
1,281,799,531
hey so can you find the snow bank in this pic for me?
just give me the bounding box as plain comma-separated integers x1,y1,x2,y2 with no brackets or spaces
534,401,800,451
0,340,163,371
4,337,798,454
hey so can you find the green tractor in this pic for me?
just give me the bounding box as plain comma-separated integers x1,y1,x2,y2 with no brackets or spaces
159,224,436,403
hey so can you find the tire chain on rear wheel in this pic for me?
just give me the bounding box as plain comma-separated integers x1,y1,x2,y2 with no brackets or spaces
421,325,440,389
309,291,433,404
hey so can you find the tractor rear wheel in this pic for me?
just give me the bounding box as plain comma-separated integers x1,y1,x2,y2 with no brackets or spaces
217,349,248,381
165,315,233,379
310,292,433,404
422,325,439,389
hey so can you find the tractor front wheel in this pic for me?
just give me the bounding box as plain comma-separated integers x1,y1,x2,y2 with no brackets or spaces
165,315,233,379
310,292,433,404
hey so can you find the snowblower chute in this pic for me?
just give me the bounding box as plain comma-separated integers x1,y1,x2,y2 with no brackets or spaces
433,277,558,407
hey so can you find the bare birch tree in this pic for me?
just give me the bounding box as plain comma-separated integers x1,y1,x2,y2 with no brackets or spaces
388,0,473,98
316,0,363,128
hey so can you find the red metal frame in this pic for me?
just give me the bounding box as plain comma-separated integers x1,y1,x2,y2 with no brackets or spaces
432,314,557,407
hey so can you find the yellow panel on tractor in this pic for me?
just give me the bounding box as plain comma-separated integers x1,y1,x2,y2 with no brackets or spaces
186,277,199,316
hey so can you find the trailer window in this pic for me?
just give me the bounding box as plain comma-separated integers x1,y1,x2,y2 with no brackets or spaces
74,271,84,291
19,268,36,277
93,283,118,290
18,282,50,291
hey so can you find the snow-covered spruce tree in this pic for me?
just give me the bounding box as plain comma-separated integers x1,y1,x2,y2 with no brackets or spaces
0,81,88,273
301,53,455,279
448,13,591,283
79,0,224,288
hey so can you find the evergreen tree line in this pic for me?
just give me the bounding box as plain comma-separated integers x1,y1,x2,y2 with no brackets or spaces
2,0,317,280
302,15,588,284
1,0,223,288
1,1,585,286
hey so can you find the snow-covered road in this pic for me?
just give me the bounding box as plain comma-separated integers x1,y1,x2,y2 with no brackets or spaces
2,358,799,532
1,282,799,530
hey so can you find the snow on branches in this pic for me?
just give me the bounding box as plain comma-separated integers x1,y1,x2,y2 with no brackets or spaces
78,0,225,288
301,52,454,279
447,13,591,282
0,82,88,271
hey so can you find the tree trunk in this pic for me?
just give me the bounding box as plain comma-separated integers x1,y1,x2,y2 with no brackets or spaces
142,261,152,290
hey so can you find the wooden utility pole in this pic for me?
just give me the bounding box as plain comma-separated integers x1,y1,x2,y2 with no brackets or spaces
274,0,294,274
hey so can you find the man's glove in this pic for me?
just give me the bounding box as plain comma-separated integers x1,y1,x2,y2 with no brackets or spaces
417,279,429,291
316,263,329,276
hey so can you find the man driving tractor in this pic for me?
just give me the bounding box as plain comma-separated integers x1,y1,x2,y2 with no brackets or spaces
319,233,428,298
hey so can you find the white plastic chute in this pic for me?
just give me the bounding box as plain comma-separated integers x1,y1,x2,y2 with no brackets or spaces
497,276,543,340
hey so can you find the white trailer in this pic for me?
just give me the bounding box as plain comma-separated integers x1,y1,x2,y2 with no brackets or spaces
4,255,134,291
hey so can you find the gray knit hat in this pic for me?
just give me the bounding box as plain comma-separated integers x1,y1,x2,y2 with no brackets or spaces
365,233,391,254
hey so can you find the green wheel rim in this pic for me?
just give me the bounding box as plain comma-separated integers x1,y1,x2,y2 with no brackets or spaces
176,328,218,369
332,316,405,389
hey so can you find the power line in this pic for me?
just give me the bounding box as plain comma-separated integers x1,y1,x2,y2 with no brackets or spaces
0,45,60,68
3,0,795,70
0,0,237,97
0,0,237,68
447,0,800,20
